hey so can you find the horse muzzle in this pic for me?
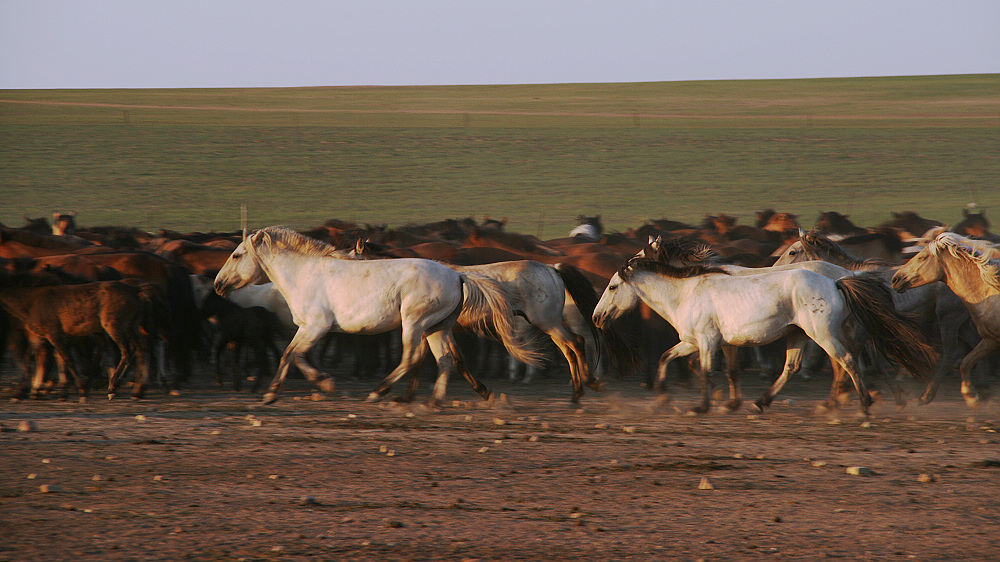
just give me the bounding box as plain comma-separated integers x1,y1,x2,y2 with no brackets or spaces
890,273,910,293
214,279,231,297
592,310,609,329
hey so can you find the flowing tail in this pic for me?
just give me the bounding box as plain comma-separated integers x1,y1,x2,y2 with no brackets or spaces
554,263,640,378
458,273,547,368
836,274,937,380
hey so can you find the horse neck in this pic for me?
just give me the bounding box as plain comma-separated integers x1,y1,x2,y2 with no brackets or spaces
938,251,999,305
255,251,325,307
807,246,874,271
630,271,686,321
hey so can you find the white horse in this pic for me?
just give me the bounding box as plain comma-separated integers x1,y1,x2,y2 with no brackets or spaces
593,246,936,415
775,228,978,406
892,232,1000,407
347,240,635,403
214,226,543,406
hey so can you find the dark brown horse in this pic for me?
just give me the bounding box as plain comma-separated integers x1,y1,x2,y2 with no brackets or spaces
953,208,1000,242
0,274,150,400
814,211,868,237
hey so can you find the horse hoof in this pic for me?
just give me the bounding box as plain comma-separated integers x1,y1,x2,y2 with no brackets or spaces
962,395,981,410
107,393,117,401
261,393,278,405
317,378,336,393
747,402,764,414
720,400,742,413
364,392,382,403
586,379,604,392
687,405,709,415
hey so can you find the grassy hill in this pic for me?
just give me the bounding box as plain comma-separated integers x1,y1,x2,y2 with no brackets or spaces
1,74,997,237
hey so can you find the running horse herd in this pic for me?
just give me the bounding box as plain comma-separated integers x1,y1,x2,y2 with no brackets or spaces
1,208,998,415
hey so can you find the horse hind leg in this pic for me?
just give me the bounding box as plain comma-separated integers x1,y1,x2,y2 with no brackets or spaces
548,328,592,404
443,333,492,404
958,339,1000,409
752,332,808,413
366,328,429,404
720,345,742,412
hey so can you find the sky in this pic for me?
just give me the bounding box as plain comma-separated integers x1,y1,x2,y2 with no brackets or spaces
1,0,998,89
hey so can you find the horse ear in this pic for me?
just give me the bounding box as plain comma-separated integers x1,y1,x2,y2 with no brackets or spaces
797,228,807,239
355,238,366,254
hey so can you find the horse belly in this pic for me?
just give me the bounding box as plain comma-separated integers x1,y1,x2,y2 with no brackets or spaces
711,289,794,347
327,301,403,335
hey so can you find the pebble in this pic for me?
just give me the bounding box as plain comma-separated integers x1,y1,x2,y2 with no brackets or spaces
917,474,936,483
18,420,37,432
527,435,539,442
846,466,875,476
135,415,147,422
622,426,636,434
250,419,263,427
39,484,61,493
698,477,715,490
812,461,827,468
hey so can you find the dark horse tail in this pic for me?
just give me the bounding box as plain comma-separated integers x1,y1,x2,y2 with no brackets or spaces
554,263,641,379
836,274,937,380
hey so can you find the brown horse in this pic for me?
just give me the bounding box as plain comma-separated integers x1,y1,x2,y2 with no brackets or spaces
814,211,868,236
953,208,1000,242
0,274,150,400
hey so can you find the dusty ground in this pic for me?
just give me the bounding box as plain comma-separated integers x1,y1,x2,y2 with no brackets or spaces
2,366,998,562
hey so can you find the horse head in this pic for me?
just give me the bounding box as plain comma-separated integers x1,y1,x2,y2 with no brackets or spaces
891,237,945,293
592,271,639,329
214,230,269,297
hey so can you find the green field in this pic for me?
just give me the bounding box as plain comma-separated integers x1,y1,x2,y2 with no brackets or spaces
1,74,997,237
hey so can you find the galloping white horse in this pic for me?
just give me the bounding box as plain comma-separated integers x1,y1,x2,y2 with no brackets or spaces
593,244,936,415
892,232,1000,407
214,226,542,406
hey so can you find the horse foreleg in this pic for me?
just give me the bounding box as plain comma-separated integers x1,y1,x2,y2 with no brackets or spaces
656,341,699,394
872,352,906,409
822,361,850,411
28,340,49,399
264,326,329,405
753,333,808,413
50,339,87,401
131,341,148,399
958,339,1000,409
227,341,242,391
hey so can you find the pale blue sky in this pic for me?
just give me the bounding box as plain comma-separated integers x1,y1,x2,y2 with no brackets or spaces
1,0,998,89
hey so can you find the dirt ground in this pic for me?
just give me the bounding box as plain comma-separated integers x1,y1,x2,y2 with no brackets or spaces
2,365,998,562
